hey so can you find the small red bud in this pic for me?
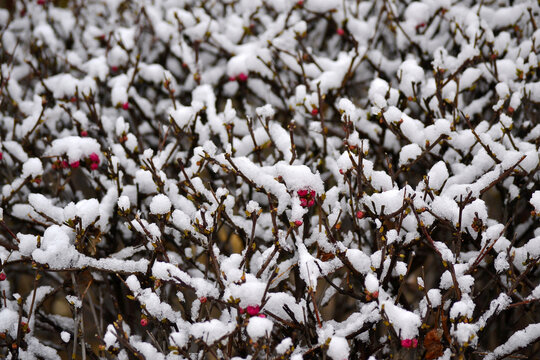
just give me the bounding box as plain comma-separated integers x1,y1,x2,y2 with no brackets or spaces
111,66,119,72
297,0,304,6
294,220,303,226
508,106,514,113
339,169,344,174
34,177,41,185
356,211,365,219
0,152,3,160
311,108,319,115
80,130,88,137
200,296,207,303
70,96,77,102
70,161,80,169
61,161,69,169
37,0,46,5
228,76,236,82
89,153,100,163
337,28,345,36
140,318,148,326
122,102,129,110
246,305,260,316
0,273,6,281
297,189,308,197
237,72,248,82
90,163,99,170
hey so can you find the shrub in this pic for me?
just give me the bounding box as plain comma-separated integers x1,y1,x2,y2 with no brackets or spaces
0,0,539,359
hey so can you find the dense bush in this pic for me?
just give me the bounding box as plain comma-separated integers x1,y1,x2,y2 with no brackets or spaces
0,0,539,359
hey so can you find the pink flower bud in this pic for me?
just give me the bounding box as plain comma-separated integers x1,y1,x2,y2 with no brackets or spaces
356,211,365,219
140,318,148,326
228,76,236,82
239,307,245,314
258,314,266,318
311,108,319,115
0,152,3,160
294,220,303,226
310,190,316,198
237,73,248,82
122,102,129,110
0,273,6,281
246,305,260,316
297,189,308,197
307,199,315,207
70,161,80,168
61,161,69,169
89,153,100,164
80,130,88,137
401,339,412,348
90,163,99,170
300,198,308,207
111,66,119,72
337,28,345,36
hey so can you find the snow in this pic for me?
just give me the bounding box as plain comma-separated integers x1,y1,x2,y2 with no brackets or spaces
190,319,236,344
399,143,422,167
46,137,101,162
276,337,293,354
346,249,371,274
398,59,424,97
170,106,195,128
382,301,421,339
427,161,449,190
327,336,350,360
73,198,100,228
484,324,540,360
150,194,172,215
22,158,43,178
118,195,131,211
246,316,273,340
0,308,19,336
365,273,379,293
60,331,71,343
531,191,540,213
0,0,538,357
32,225,78,269
126,275,180,322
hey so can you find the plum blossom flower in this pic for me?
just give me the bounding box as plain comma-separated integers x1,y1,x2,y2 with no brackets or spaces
246,305,260,316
